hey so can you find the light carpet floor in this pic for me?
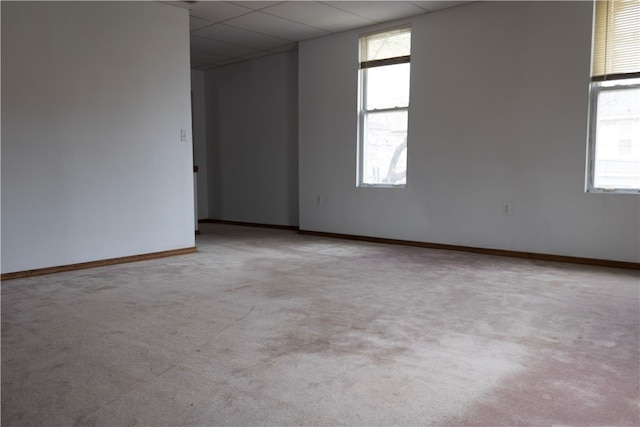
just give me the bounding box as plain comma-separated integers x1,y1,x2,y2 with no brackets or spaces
2,223,639,426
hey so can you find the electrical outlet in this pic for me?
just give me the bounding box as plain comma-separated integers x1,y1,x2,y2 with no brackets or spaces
502,202,512,216
317,195,324,206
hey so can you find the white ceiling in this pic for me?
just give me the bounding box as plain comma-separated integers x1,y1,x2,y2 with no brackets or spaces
164,1,470,70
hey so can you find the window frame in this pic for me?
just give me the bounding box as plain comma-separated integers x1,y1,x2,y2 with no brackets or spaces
586,0,640,194
357,26,411,188
587,78,640,193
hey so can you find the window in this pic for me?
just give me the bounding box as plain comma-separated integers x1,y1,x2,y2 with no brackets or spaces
587,0,640,193
358,27,411,187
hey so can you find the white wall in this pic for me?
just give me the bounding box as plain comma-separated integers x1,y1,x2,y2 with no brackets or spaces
1,2,194,274
191,69,209,220
299,1,640,263
205,52,299,226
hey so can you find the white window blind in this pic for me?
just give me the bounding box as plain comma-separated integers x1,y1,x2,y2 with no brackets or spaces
592,0,640,80
360,27,411,67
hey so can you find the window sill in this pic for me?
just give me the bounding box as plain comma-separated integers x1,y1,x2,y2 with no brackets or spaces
586,188,640,195
358,184,407,189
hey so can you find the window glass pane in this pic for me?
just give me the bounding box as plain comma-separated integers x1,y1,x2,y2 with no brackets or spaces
365,63,410,110
593,85,640,189
362,110,408,185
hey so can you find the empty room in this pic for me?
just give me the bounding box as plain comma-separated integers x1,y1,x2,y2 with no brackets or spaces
1,0,639,425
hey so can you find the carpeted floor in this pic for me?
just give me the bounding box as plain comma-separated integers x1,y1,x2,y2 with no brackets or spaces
2,223,639,426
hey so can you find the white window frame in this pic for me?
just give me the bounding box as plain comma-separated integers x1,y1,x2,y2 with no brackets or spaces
586,0,640,194
357,27,411,188
587,78,640,193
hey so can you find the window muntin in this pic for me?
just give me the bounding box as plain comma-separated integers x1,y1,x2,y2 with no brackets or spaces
358,27,411,187
587,0,640,193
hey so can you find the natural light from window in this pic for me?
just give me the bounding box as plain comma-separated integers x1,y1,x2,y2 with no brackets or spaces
592,80,640,190
587,0,640,193
358,27,411,187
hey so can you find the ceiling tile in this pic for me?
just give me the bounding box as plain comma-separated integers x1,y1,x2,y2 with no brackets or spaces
239,51,274,61
187,1,473,70
190,16,213,31
269,43,298,53
262,2,374,32
191,35,260,58
216,57,250,67
224,11,330,41
163,1,197,10
192,23,290,50
188,2,253,23
322,1,426,23
410,1,470,12
228,1,284,10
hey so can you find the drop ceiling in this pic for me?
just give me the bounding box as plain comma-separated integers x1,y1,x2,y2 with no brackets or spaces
165,1,470,70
